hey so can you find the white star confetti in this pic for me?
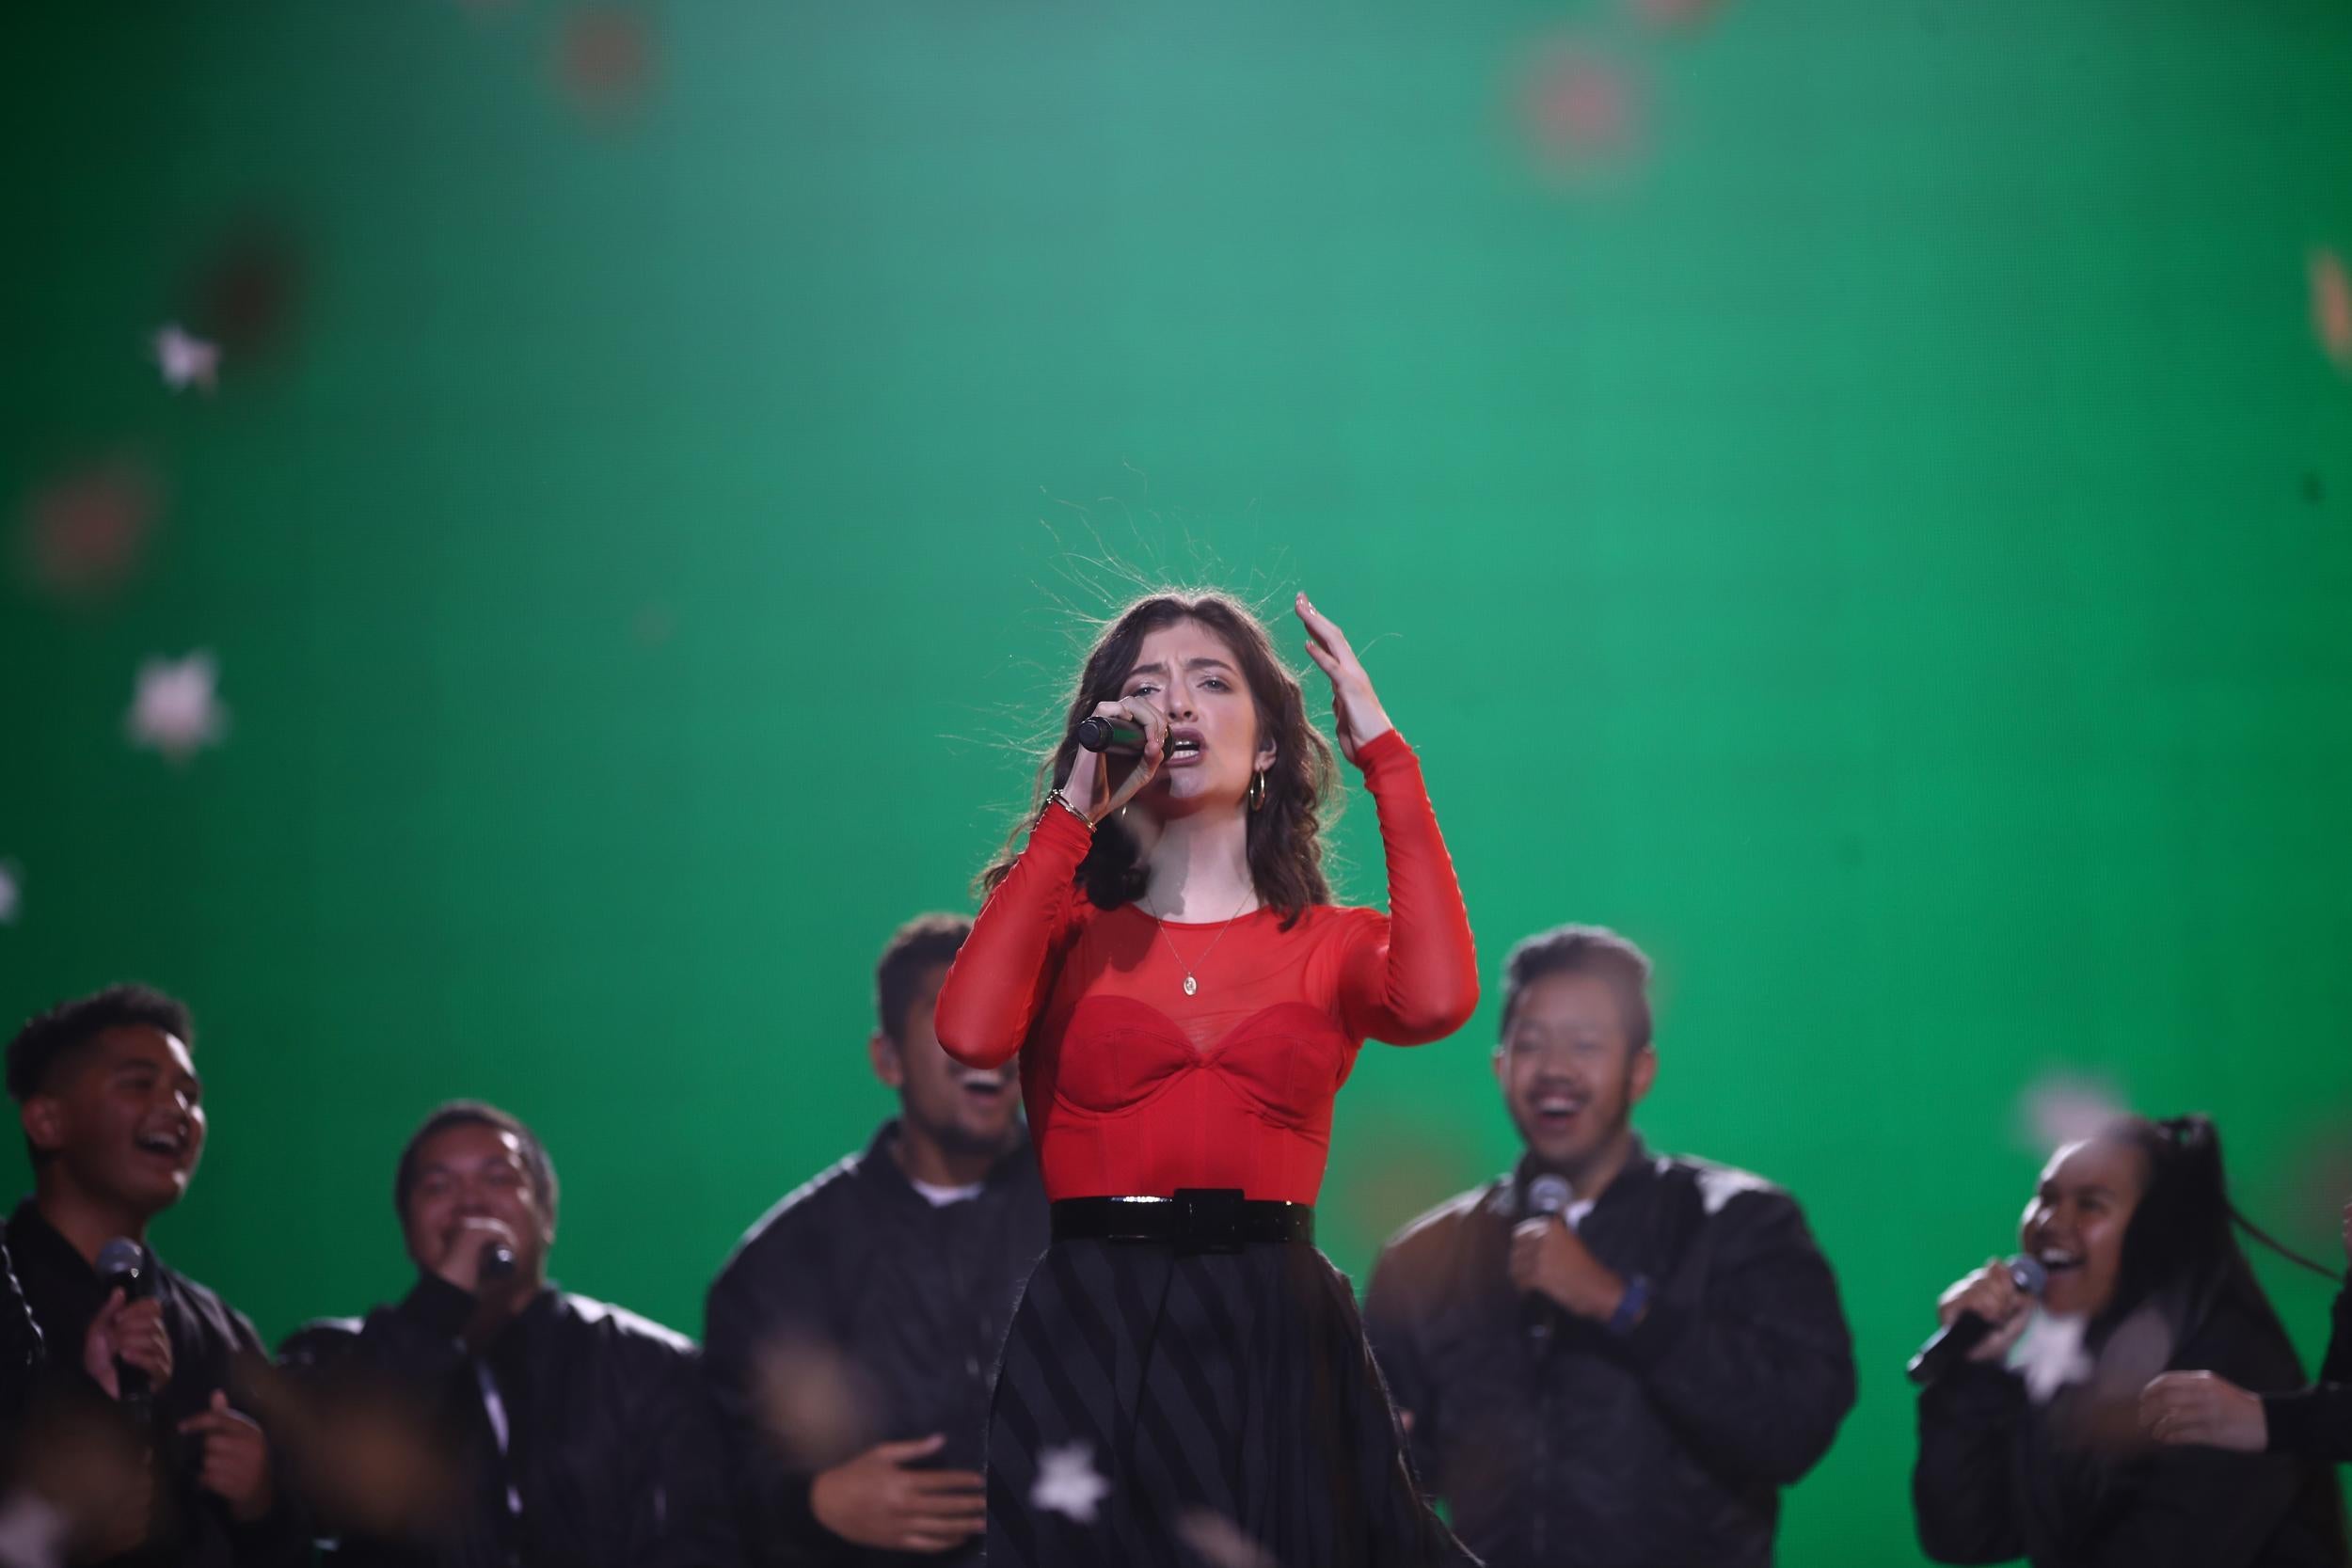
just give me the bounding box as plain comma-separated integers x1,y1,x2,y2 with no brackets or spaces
1029,1442,1109,1525
126,652,230,763
0,863,20,926
153,325,220,393
2010,1311,2091,1404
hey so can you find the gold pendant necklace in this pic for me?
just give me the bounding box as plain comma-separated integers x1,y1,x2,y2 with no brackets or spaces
1143,893,1256,997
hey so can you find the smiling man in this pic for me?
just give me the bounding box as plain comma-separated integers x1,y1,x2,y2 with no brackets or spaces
1364,925,1857,1568
3,983,307,1566
278,1100,741,1567
706,913,1047,1567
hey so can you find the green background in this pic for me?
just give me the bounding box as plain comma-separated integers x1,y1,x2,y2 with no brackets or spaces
6,0,2352,1560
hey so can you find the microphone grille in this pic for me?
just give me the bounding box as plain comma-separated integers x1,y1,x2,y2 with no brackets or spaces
2008,1255,2049,1297
1527,1175,1574,1217
95,1237,146,1279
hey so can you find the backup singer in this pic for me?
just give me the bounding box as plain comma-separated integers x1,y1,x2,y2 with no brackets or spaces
278,1101,740,1568
935,590,1479,1567
1912,1116,2347,1568
1363,925,1855,1568
707,913,1049,1565
4,985,304,1566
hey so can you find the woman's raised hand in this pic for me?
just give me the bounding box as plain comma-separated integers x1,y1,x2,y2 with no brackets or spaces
1059,695,1167,825
1295,592,1393,764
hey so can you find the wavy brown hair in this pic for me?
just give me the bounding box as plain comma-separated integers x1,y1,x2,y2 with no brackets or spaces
979,592,1340,926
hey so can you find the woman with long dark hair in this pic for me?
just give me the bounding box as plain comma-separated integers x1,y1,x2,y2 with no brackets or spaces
1913,1114,2348,1567
935,589,1479,1567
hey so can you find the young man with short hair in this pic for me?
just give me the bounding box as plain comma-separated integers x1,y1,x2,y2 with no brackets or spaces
706,914,1047,1566
1365,926,1857,1568
4,983,306,1565
279,1100,740,1567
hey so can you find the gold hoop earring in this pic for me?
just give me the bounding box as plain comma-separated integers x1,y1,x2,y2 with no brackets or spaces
1248,770,1266,813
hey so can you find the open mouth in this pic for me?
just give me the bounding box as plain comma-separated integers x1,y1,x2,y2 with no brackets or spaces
2035,1246,2084,1275
956,1071,1014,1101
133,1125,191,1164
1164,730,1205,768
1531,1090,1589,1130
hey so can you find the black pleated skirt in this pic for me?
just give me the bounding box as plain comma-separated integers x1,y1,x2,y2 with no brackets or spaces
984,1235,1478,1568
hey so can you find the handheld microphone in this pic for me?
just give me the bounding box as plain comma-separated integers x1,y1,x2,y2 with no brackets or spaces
1075,717,1146,755
95,1238,153,1421
1526,1175,1574,1222
1907,1255,2048,1386
1521,1176,1575,1354
478,1241,518,1286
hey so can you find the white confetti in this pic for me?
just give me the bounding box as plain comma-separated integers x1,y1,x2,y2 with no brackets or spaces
2010,1310,2092,1404
1029,1442,1108,1525
2017,1070,2126,1154
153,324,220,393
0,863,19,926
126,651,230,763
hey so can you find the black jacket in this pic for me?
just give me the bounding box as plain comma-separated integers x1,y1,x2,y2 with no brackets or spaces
2265,1286,2352,1464
1913,1290,2349,1567
1363,1143,1858,1568
704,1122,1048,1568
279,1275,740,1568
1,1234,40,1424
3,1199,310,1568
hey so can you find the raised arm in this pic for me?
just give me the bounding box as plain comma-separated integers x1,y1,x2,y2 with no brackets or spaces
1335,732,1480,1043
933,806,1090,1069
1293,593,1479,1045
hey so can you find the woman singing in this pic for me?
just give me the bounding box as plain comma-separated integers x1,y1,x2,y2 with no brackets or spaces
935,589,1479,1567
1912,1115,2348,1568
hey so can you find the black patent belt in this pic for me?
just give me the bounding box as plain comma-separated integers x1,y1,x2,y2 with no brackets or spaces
1052,1190,1314,1251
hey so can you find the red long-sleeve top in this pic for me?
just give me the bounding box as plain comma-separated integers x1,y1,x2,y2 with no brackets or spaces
935,729,1479,1205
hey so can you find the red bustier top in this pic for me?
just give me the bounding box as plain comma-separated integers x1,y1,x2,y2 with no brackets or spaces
935,730,1478,1205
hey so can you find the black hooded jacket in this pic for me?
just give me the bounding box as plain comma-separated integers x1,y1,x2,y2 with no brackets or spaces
1,1233,40,1422
1363,1142,1857,1568
279,1275,740,1568
704,1121,1047,1568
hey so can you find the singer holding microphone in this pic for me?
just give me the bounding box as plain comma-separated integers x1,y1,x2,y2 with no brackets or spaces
1911,1115,2348,1568
1363,925,1856,1568
278,1100,742,1567
934,589,1480,1567
3,983,303,1566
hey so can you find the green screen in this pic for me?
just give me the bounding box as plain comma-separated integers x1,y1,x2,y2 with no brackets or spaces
7,0,2352,1560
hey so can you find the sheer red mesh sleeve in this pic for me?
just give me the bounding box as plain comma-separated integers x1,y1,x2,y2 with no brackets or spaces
1333,729,1481,1045
934,804,1094,1069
